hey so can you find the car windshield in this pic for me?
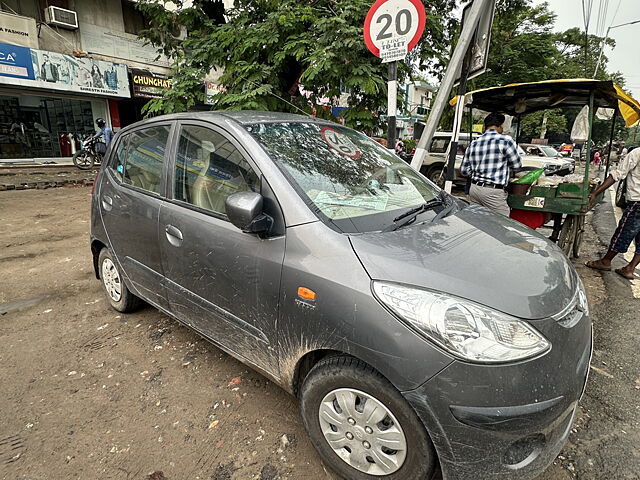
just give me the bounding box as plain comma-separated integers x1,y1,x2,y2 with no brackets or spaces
245,122,440,233
540,146,559,157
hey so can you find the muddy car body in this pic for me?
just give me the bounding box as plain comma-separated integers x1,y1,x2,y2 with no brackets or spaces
90,112,591,480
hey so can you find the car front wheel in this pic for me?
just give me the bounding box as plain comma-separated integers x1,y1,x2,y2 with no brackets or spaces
300,355,436,480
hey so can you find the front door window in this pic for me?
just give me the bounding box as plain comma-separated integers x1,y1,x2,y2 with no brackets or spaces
174,125,259,215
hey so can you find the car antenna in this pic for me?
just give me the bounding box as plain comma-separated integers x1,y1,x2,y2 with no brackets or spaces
237,75,315,118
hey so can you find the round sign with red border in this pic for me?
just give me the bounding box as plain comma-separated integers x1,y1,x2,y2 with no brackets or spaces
320,127,362,159
364,0,426,60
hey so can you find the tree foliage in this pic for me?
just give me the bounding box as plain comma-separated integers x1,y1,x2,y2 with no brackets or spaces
136,0,459,130
470,0,622,90
520,110,567,139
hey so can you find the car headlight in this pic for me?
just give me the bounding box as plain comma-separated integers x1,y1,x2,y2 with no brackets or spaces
373,282,550,363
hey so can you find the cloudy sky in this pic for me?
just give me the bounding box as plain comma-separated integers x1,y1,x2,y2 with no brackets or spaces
534,0,640,98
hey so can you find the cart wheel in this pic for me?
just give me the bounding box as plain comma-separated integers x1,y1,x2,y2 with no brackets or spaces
557,215,576,256
572,216,586,258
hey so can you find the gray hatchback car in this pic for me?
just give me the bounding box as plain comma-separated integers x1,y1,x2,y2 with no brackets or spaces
90,112,592,480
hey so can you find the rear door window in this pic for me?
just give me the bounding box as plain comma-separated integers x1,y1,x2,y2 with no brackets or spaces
174,124,259,215
108,135,128,182
122,125,171,194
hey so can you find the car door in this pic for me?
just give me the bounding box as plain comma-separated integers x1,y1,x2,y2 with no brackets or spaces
159,121,284,375
98,122,174,310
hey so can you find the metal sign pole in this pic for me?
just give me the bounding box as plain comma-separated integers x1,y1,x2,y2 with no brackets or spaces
387,61,398,151
411,0,491,173
604,113,617,179
443,46,473,193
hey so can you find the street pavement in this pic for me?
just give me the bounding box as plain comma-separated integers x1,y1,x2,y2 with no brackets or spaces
0,185,637,480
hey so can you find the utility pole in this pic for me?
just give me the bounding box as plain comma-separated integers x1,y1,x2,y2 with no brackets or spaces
594,19,640,77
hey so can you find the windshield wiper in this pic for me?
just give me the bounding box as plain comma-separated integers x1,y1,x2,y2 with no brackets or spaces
383,193,445,232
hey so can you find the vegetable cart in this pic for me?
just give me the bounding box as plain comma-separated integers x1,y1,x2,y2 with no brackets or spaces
456,79,640,258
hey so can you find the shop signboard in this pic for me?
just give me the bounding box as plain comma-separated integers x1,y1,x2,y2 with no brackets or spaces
0,43,35,79
204,81,226,105
0,42,130,98
130,69,172,98
80,23,170,67
0,12,38,49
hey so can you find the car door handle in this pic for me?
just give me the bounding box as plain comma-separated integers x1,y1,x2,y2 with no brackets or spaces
102,195,113,211
165,224,183,247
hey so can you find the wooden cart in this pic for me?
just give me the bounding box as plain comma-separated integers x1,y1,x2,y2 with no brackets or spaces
456,79,640,257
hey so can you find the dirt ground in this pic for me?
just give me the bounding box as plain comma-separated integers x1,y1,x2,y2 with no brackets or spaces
0,186,636,480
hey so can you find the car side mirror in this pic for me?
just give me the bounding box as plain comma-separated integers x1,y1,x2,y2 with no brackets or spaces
225,191,271,234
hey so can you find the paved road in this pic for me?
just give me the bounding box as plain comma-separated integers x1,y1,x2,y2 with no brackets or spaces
0,186,637,480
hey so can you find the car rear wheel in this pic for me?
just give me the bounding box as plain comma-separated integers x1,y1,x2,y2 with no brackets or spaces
300,355,436,480
98,248,142,313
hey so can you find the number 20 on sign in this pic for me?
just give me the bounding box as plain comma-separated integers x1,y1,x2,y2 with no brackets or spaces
364,0,426,63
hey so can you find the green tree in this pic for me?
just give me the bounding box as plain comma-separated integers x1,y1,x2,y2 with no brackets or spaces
520,109,567,139
468,1,623,90
554,27,616,79
471,0,559,90
135,0,459,130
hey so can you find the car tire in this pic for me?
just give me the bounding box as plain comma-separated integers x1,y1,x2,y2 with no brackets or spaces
424,165,445,187
300,355,437,480
98,248,143,313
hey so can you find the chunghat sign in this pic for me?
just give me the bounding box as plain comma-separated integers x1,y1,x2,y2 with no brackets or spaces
130,68,172,98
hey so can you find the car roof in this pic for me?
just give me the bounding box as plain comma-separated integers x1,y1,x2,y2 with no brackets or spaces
119,110,330,134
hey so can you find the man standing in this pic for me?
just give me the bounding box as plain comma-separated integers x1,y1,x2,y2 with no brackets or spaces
104,65,118,90
586,146,640,280
460,112,522,216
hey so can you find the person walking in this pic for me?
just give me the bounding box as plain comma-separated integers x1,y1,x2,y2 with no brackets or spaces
586,146,640,280
460,112,522,216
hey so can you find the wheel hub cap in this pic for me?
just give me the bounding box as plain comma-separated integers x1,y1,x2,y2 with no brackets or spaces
101,258,122,302
318,388,407,475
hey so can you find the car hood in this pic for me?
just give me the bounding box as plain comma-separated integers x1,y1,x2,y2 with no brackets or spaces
349,204,578,320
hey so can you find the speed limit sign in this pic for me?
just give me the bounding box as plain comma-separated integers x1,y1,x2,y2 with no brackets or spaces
364,0,426,63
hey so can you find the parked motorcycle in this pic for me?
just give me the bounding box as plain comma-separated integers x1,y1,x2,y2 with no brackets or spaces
73,137,105,170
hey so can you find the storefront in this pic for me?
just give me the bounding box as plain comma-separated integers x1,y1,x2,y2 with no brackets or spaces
0,42,130,160
115,68,172,127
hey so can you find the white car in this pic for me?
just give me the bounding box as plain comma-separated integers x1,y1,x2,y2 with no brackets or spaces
416,133,574,185
519,144,575,176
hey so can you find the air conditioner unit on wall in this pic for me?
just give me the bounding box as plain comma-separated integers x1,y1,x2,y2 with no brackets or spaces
44,6,78,30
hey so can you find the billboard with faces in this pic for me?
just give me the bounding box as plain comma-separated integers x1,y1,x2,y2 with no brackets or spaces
0,42,130,98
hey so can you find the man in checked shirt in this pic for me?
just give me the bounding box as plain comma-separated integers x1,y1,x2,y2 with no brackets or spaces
460,112,522,216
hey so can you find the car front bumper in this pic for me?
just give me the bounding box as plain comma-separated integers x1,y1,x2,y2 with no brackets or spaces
402,313,592,480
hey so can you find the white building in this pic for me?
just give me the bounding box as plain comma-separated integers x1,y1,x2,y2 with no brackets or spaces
396,80,436,140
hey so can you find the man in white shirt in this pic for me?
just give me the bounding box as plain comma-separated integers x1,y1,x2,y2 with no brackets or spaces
586,146,640,280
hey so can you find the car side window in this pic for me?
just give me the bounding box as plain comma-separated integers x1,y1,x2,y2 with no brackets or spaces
108,135,128,182
174,125,259,215
122,125,171,194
